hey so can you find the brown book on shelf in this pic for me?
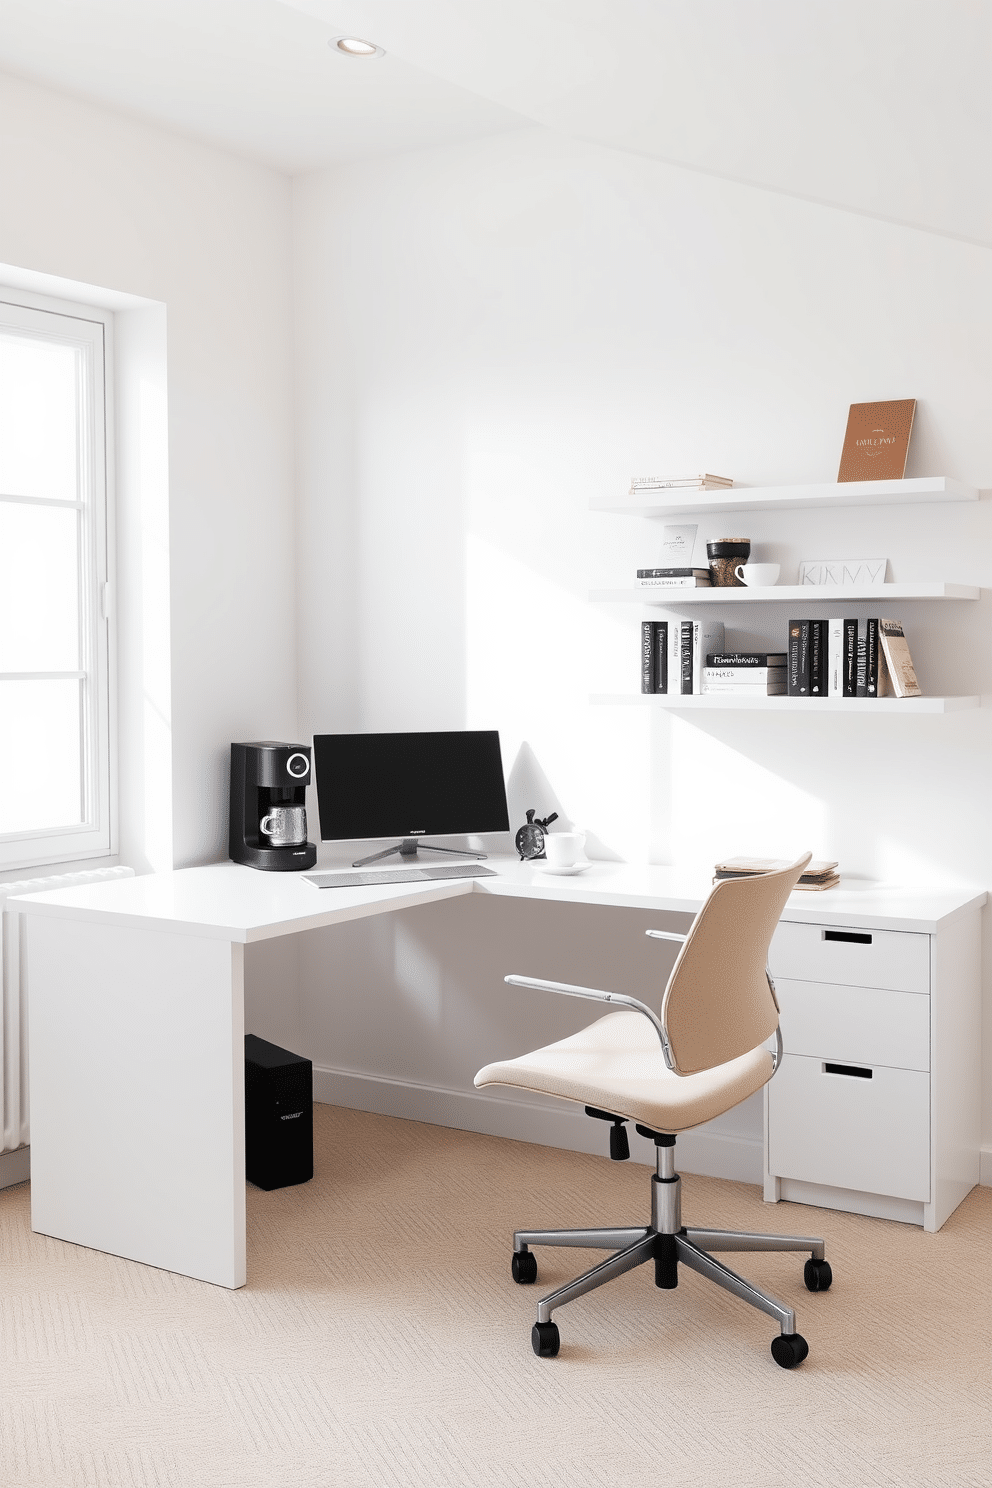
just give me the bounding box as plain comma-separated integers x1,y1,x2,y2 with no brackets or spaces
837,399,916,482
878,618,922,697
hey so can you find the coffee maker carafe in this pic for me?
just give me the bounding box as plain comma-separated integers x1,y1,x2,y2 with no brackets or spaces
230,742,318,871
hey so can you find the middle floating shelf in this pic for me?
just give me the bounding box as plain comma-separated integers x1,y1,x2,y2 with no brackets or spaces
591,582,980,606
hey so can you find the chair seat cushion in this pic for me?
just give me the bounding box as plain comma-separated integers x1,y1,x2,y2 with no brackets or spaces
474,1011,774,1133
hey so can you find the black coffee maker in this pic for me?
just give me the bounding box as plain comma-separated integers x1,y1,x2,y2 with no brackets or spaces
230,742,317,871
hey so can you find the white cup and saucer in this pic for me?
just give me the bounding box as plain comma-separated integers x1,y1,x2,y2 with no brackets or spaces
734,563,780,587
536,832,590,875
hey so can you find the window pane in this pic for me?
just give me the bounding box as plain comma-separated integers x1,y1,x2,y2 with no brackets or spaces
0,503,79,671
0,334,79,501
0,679,83,833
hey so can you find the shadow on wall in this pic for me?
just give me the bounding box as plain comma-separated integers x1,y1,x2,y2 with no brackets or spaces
506,741,624,862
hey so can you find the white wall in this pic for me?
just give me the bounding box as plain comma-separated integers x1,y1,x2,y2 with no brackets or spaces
293,126,992,1174
0,72,298,867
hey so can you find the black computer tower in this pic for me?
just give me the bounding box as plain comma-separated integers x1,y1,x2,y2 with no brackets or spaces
245,1034,314,1191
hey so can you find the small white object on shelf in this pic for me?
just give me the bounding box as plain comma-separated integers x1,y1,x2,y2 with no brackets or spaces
798,558,887,587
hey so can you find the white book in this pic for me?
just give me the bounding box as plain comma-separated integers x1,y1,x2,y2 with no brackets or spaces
636,577,712,588
692,620,725,695
828,617,844,697
878,618,922,697
704,666,785,683
701,682,787,695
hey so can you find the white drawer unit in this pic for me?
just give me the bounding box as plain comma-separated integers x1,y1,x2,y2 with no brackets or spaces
764,903,982,1233
774,979,929,1072
768,1055,930,1202
770,920,930,994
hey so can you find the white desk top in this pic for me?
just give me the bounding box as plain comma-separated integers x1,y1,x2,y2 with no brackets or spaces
7,857,986,941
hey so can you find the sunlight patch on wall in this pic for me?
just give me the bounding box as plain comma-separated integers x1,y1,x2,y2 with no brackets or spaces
465,532,651,862
668,720,828,870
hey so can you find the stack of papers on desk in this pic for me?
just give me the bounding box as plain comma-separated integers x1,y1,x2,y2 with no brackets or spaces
713,857,840,891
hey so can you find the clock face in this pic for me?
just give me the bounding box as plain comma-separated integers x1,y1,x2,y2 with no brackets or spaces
515,823,546,859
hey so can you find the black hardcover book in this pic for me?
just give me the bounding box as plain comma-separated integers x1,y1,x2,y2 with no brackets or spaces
641,621,655,694
855,622,868,697
680,620,693,695
787,621,803,697
809,619,826,696
654,620,669,694
843,619,858,697
797,621,812,696
707,652,787,667
637,567,711,578
865,617,879,697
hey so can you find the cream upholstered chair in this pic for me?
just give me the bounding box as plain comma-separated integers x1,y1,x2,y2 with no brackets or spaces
474,854,832,1369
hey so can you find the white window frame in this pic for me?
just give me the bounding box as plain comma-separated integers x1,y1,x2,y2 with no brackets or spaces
0,289,116,872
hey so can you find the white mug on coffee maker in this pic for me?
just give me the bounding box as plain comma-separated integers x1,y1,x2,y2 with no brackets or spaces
260,805,307,848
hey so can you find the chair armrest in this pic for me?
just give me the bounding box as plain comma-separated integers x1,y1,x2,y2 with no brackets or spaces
504,974,677,1072
645,929,688,943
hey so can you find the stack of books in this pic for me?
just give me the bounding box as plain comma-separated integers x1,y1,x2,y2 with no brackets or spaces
630,473,734,494
714,857,841,892
701,652,786,696
637,567,712,589
787,618,922,698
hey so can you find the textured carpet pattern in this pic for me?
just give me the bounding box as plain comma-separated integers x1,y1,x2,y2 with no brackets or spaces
1,1104,991,1486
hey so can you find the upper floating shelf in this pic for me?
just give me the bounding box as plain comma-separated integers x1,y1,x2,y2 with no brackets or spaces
591,476,980,519
592,582,980,606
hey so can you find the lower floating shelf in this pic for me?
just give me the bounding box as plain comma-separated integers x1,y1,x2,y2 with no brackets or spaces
592,694,981,714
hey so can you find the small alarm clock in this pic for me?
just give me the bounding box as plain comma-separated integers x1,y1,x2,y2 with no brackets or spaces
515,808,559,861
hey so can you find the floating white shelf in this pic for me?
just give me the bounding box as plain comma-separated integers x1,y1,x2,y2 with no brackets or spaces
592,693,982,714
591,582,980,606
591,476,980,519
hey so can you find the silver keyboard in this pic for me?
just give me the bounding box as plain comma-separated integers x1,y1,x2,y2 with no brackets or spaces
304,863,496,889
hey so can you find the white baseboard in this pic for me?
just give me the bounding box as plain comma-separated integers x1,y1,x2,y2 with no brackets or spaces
979,1148,992,1187
0,1146,29,1190
312,1065,763,1184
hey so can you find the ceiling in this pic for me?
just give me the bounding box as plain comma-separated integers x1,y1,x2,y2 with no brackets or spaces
1,0,990,246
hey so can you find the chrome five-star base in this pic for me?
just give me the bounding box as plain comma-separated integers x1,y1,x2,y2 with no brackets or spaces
512,1132,832,1369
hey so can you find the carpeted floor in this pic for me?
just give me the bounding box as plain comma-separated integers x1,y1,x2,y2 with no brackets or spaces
1,1103,991,1487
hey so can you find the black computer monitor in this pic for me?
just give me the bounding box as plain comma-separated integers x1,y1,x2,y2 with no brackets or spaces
312,729,510,867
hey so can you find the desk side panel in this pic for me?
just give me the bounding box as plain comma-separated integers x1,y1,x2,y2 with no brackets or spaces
26,915,246,1288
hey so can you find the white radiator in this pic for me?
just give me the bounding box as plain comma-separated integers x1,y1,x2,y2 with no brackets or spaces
1,866,134,1161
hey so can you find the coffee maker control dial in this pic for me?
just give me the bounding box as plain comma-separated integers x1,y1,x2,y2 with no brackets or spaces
286,752,310,779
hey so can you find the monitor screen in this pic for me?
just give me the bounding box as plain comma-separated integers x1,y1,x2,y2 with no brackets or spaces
312,730,510,843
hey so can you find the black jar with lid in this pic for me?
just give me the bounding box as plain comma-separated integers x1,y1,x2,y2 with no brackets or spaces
707,538,751,587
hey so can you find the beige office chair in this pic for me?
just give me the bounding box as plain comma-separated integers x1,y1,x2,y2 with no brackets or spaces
474,854,832,1369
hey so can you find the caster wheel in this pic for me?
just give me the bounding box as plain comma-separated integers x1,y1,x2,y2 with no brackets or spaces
532,1321,560,1358
804,1258,832,1292
771,1332,809,1370
512,1250,537,1285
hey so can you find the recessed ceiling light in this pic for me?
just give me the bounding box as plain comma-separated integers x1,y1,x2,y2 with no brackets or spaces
330,36,385,58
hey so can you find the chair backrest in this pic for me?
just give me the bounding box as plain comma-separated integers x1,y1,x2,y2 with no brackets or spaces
661,854,812,1075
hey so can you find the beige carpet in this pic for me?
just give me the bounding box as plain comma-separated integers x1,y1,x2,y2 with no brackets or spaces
1,1104,991,1488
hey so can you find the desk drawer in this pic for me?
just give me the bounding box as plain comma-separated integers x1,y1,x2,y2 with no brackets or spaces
776,979,929,1072
771,921,929,994
767,1053,930,1202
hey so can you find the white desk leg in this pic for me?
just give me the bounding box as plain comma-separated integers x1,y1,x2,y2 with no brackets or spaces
27,914,246,1288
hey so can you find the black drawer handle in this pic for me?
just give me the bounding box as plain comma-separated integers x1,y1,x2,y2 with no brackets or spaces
823,930,872,945
823,1062,873,1079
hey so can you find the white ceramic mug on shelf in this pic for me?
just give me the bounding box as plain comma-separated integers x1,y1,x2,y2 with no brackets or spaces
734,563,780,587
544,832,586,867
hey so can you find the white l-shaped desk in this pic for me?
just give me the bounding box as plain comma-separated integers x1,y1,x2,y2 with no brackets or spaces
11,859,985,1287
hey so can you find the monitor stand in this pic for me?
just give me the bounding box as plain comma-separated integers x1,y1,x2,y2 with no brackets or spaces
352,838,487,868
